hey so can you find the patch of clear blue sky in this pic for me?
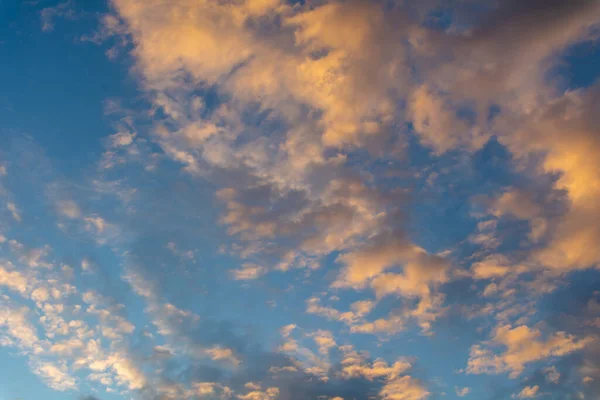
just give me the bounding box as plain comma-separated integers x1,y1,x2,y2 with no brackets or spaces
555,38,600,91
0,0,134,174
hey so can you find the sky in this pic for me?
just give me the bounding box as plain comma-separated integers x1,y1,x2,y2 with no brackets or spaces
1,0,600,399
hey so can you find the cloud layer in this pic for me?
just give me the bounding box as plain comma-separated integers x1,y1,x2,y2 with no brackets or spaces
1,0,600,399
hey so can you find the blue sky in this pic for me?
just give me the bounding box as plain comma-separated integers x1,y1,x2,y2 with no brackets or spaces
1,1,600,400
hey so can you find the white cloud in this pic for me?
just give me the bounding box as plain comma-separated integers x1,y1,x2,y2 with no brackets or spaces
232,263,267,280
7,202,21,222
57,200,82,219
0,264,29,294
32,360,77,391
513,385,539,399
468,324,593,378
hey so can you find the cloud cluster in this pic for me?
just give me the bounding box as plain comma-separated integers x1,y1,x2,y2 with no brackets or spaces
3,0,600,398
467,324,594,378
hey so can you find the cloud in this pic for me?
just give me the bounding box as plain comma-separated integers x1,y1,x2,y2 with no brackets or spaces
56,199,82,219
334,234,449,295
238,386,279,400
105,0,409,252
108,131,136,147
455,386,470,397
408,84,483,154
3,135,431,400
309,330,337,356
31,360,77,391
338,346,428,400
379,376,430,400
306,297,358,324
207,347,241,367
107,353,147,390
513,385,539,399
349,314,406,335
543,366,560,384
6,202,21,222
0,302,44,353
332,233,450,333
40,1,75,32
0,263,29,294
467,324,594,378
93,3,462,360
231,263,268,280
471,254,520,280
513,87,600,272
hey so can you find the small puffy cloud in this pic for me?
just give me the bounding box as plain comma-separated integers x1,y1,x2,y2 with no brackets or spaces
379,376,430,400
334,234,449,297
489,189,548,242
544,366,560,384
409,84,482,154
244,382,262,391
0,304,43,352
31,287,50,303
81,258,93,272
84,215,107,234
455,386,470,397
10,242,53,269
7,202,21,222
149,302,199,337
306,298,360,325
189,381,233,398
49,338,84,356
471,255,524,280
206,347,241,367
238,386,279,400
338,349,429,400
56,200,81,219
0,264,29,294
40,1,75,32
350,314,405,335
341,357,411,382
491,189,542,221
123,271,155,299
108,131,135,147
268,365,298,375
332,235,449,333
32,360,77,391
513,385,539,398
232,263,267,280
333,236,417,288
482,283,498,297
280,324,296,338
350,300,375,317
88,372,114,386
108,352,147,390
309,330,336,355
82,291,135,339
